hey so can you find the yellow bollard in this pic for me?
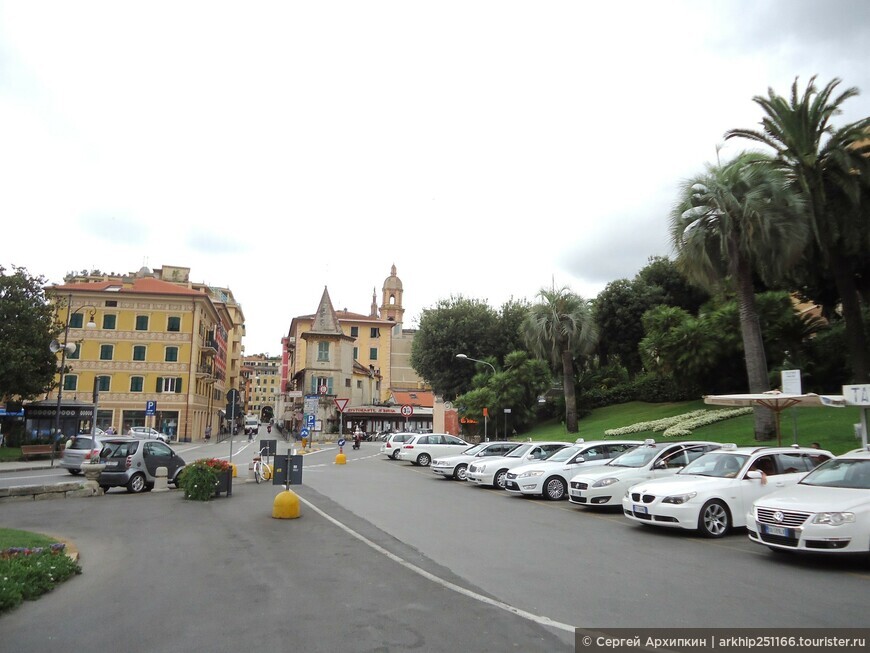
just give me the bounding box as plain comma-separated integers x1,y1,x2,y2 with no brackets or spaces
335,451,347,465
272,490,301,519
230,463,238,478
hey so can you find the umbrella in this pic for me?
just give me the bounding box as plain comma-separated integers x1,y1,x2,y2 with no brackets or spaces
703,391,845,446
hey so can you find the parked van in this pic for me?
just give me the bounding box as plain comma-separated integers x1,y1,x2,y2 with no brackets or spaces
244,416,259,435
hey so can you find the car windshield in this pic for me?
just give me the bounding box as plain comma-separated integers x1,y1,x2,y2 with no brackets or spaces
607,446,661,468
505,443,534,458
102,440,139,458
799,458,870,489
680,452,749,478
462,443,486,456
69,437,95,450
544,445,582,463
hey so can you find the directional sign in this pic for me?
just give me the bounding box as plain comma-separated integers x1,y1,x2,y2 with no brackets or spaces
400,404,413,417
300,427,310,439
334,398,349,412
145,400,157,416
338,438,346,447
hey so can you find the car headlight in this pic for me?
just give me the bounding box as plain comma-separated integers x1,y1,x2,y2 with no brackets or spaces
432,460,443,466
592,477,619,488
662,492,697,505
518,470,544,478
476,464,487,473
812,512,855,525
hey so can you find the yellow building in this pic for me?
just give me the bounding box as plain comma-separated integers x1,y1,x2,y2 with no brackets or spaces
45,274,235,441
243,354,281,421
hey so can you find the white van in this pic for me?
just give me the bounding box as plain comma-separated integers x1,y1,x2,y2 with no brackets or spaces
244,416,259,435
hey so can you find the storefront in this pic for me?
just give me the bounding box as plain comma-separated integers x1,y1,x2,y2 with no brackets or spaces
342,405,433,434
24,399,98,442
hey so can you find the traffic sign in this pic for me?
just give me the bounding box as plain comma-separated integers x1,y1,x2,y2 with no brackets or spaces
334,398,349,412
319,385,328,395
300,428,310,439
145,400,157,416
306,413,316,428
400,404,413,417
338,438,346,447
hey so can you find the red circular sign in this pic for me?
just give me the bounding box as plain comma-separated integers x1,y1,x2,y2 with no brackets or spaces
400,404,413,417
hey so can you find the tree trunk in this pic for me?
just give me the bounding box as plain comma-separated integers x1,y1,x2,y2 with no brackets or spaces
830,255,869,382
733,254,776,439
562,347,578,433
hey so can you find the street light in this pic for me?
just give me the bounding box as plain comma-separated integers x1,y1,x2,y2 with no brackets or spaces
50,293,97,467
455,353,497,441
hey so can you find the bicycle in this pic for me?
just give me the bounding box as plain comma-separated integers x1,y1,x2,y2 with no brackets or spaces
252,448,273,484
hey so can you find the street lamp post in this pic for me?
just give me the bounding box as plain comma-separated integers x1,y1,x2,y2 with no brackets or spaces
455,353,497,441
50,293,97,467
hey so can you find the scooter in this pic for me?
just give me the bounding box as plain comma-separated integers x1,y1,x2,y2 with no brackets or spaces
352,436,361,450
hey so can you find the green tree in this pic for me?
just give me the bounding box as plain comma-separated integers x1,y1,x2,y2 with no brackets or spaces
670,152,807,438
522,286,597,433
594,278,664,374
410,296,499,399
726,76,870,381
0,266,61,401
635,255,710,314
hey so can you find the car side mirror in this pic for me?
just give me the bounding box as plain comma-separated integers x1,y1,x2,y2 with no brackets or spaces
574,456,585,464
746,470,763,480
653,460,667,470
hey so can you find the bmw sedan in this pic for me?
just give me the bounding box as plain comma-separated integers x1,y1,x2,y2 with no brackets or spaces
466,441,571,489
431,441,519,481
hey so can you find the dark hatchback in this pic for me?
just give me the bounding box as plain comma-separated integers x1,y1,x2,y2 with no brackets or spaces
99,438,186,493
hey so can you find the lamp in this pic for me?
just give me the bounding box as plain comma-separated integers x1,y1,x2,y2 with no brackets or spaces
51,293,97,467
455,353,497,441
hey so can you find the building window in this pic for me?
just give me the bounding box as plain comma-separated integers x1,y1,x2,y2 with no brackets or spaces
105,300,117,307
350,326,359,337
67,343,80,360
102,314,116,329
133,345,146,361
353,347,358,360
167,316,181,332
135,315,149,331
69,313,83,328
317,342,329,362
369,348,378,360
311,376,332,395
63,375,77,391
130,376,144,392
345,378,351,388
97,375,110,392
357,380,362,389
370,328,380,338
165,346,179,362
100,344,114,360
156,377,183,393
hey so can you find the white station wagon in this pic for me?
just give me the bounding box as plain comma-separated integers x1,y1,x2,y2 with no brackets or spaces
396,433,470,467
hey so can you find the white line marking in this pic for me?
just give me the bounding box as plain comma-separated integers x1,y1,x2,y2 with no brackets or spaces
296,494,576,633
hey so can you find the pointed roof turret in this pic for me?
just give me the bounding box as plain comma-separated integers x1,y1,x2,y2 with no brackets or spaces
310,286,343,334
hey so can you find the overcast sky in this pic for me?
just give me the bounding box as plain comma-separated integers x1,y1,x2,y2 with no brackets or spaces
2,1,869,355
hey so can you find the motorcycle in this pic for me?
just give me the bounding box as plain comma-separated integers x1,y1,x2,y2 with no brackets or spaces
352,436,361,450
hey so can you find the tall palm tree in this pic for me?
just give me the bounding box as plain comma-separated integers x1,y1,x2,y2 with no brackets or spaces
523,286,597,433
670,152,807,439
726,76,870,381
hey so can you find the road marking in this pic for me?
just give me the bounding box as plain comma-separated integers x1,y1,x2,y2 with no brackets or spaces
297,494,576,634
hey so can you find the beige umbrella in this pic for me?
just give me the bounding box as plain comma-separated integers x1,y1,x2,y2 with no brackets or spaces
703,390,845,446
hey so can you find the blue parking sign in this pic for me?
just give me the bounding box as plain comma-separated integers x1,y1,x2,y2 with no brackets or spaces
145,400,157,416
305,413,315,428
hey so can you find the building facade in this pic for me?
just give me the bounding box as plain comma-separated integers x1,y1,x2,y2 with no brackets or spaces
242,353,281,422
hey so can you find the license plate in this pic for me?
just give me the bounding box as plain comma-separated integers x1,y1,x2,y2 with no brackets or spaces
761,524,791,538
570,490,582,498
633,504,648,515
505,482,517,489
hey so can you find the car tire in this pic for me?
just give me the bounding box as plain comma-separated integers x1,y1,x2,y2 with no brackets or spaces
126,472,147,494
99,485,110,492
494,468,509,489
544,476,567,500
67,469,82,475
454,464,468,481
417,453,432,467
698,500,730,538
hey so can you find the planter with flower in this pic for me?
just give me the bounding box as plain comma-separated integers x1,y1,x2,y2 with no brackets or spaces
177,458,232,501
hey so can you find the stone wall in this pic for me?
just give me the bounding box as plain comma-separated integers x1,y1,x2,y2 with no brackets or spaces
0,481,100,504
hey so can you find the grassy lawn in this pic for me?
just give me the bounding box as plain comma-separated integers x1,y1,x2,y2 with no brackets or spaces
524,400,865,455
0,528,81,614
0,528,61,550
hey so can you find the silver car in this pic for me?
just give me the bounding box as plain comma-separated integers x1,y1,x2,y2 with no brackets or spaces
127,426,170,443
98,437,186,493
60,433,108,475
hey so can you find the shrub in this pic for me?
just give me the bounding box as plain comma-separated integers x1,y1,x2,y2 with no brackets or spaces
177,458,229,501
0,546,81,614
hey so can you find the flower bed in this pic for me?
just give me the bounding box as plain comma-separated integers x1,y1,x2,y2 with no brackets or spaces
178,458,232,501
605,408,753,437
0,544,81,613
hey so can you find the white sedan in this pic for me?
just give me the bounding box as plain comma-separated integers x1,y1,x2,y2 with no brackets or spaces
622,445,834,537
396,433,470,467
431,441,519,481
466,441,571,489
568,440,721,508
747,447,870,555
504,440,642,500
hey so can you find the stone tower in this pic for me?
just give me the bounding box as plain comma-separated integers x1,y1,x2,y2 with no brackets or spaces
379,264,404,325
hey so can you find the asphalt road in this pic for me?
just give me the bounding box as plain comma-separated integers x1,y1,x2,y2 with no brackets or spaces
1,439,868,652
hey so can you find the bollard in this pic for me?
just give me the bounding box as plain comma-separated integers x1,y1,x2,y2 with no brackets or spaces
230,463,238,478
272,490,301,519
335,449,347,465
153,466,169,492
246,460,257,483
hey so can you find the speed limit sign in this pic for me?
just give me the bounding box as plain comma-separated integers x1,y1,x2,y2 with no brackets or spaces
400,404,413,417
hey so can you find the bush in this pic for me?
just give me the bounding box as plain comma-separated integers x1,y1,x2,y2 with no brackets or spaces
177,458,229,501
0,546,81,614
580,374,699,412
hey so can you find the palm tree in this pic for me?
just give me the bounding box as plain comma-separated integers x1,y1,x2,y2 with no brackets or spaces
670,152,807,439
523,286,597,433
725,76,870,381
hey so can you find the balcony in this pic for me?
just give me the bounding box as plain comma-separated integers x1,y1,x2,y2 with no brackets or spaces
196,363,214,379
200,337,218,356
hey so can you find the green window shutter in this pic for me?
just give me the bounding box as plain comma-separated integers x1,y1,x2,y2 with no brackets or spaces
156,377,163,393
175,377,183,393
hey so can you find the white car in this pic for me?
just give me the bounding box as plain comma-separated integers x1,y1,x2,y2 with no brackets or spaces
504,440,643,500
466,441,572,489
397,433,470,467
380,432,416,460
568,440,721,508
747,447,870,555
432,441,520,481
127,426,170,443
622,445,834,537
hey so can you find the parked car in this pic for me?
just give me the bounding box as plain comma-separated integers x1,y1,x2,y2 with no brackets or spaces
127,426,170,443
623,445,834,537
98,437,186,493
431,441,520,481
61,433,110,475
466,441,572,489
568,440,722,508
244,415,260,435
504,439,643,500
747,447,870,555
380,432,416,459
397,434,470,467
